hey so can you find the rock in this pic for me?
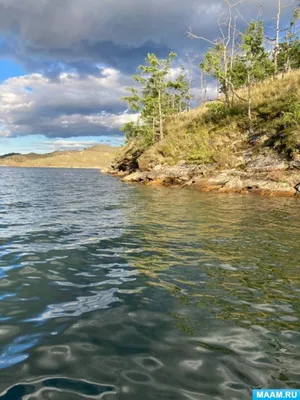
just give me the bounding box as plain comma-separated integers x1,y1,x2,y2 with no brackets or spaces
223,176,244,189
246,154,288,172
270,189,297,197
191,177,225,192
290,160,300,169
137,148,165,171
99,167,110,174
249,134,269,146
122,171,146,182
117,158,299,198
116,170,129,178
178,160,186,166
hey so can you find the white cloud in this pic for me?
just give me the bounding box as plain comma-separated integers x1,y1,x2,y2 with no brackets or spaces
43,139,99,151
0,69,137,138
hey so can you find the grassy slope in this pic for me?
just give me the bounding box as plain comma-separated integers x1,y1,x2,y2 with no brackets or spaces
117,71,300,171
0,145,118,169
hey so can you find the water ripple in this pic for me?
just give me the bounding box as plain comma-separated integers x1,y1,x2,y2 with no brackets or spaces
0,167,299,399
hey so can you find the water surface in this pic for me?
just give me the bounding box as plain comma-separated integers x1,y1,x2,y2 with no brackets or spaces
0,167,299,399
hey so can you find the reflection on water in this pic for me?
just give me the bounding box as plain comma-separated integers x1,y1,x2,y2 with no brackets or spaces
0,167,299,399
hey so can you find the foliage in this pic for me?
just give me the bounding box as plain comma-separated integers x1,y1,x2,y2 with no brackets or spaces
138,70,300,167
278,6,300,72
200,44,225,92
283,102,300,128
121,53,193,145
278,39,300,72
118,2,300,169
229,22,274,90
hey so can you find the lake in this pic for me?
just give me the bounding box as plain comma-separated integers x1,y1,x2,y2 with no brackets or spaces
0,167,299,399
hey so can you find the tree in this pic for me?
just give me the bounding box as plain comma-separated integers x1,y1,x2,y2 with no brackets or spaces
230,23,274,90
274,0,282,75
278,6,300,73
188,0,242,105
241,21,274,134
264,1,300,76
200,43,226,99
121,52,191,144
168,67,192,113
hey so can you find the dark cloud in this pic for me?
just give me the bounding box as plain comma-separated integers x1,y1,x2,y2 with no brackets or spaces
0,0,288,75
0,0,296,140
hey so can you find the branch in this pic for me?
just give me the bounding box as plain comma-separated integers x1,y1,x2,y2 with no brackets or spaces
235,9,250,26
186,28,217,45
206,64,248,102
217,14,227,42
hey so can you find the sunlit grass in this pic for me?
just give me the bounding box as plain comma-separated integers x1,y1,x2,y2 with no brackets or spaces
133,70,300,168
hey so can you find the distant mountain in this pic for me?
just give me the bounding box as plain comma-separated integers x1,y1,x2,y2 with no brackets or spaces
0,152,21,159
0,145,118,169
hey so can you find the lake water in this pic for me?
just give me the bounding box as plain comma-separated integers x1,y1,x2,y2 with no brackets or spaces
0,167,299,399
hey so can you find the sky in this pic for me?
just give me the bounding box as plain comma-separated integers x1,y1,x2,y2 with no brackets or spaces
0,0,296,154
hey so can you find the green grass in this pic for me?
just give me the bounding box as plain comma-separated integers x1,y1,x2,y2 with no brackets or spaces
117,70,300,170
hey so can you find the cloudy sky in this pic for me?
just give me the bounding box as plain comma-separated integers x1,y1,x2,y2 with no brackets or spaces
0,0,294,154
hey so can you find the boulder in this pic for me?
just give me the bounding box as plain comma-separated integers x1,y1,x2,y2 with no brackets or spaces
122,171,146,182
246,154,288,172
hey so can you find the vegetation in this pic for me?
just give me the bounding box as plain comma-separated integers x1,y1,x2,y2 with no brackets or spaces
121,53,191,145
0,152,21,159
118,0,300,171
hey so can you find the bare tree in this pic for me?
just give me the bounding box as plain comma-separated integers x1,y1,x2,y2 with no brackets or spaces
187,0,242,106
186,53,198,111
274,0,282,75
264,0,299,76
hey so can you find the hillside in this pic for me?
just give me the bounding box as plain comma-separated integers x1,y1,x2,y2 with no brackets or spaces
0,145,118,169
112,71,300,197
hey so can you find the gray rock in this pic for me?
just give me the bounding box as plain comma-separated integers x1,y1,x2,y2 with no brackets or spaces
246,154,288,172
290,161,300,170
122,171,146,182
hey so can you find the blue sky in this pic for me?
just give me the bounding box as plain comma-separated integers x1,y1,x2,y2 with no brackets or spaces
0,59,25,81
0,135,125,154
0,56,128,154
0,0,294,155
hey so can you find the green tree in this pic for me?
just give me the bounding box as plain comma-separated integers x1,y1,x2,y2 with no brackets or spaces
229,22,274,91
168,67,193,113
241,21,274,133
121,52,191,144
200,44,227,101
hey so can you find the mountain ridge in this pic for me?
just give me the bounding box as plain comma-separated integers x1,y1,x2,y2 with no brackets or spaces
0,145,118,169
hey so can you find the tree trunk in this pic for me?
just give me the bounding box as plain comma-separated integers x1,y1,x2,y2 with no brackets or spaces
274,0,281,76
152,117,155,140
247,71,253,135
158,90,163,141
223,44,230,106
200,71,203,105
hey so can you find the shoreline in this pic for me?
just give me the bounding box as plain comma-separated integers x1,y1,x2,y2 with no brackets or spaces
106,163,300,198
0,165,108,170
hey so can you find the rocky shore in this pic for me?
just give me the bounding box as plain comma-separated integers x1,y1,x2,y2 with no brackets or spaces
104,153,300,198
